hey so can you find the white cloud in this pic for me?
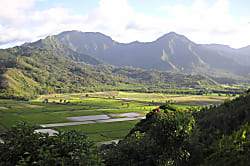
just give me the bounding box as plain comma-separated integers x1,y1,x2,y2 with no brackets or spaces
83,0,166,42
0,0,250,48
0,0,43,45
0,0,88,47
155,0,250,48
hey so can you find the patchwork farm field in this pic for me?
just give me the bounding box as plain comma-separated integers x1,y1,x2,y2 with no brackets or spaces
0,91,234,142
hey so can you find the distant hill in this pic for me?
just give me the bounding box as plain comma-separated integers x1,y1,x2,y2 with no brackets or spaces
201,44,250,67
53,31,250,78
235,45,250,66
238,45,250,54
0,46,218,99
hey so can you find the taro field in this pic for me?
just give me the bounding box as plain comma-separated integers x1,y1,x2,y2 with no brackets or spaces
0,91,234,143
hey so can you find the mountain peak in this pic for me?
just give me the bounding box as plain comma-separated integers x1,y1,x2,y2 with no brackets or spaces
56,30,113,42
168,31,179,35
155,32,191,43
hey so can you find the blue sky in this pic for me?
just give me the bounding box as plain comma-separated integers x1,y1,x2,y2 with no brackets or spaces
31,0,250,17
0,0,250,48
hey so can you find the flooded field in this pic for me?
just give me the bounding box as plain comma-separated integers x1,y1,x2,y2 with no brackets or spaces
67,115,110,121
0,91,232,142
40,113,145,128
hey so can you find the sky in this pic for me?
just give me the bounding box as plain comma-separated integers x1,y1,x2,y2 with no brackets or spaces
0,0,250,48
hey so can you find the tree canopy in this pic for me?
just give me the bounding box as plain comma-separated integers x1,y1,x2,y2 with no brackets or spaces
0,122,104,166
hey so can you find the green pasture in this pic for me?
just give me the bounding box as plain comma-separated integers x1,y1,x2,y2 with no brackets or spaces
0,91,233,142
52,120,140,142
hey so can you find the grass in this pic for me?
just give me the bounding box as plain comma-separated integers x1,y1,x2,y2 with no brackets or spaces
101,130,130,139
0,91,233,142
52,121,136,142
53,121,134,133
169,95,233,106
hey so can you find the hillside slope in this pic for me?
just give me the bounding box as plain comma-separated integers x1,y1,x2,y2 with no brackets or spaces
29,36,103,65
187,90,250,165
103,90,250,165
201,44,250,67
0,46,219,99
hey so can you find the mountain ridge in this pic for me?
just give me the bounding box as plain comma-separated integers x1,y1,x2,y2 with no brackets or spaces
29,35,103,65
51,30,250,78
1,30,249,99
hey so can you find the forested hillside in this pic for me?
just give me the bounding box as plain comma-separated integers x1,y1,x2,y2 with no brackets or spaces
1,90,249,165
0,46,219,100
1,30,249,100
29,36,103,65
103,90,250,165
187,89,250,165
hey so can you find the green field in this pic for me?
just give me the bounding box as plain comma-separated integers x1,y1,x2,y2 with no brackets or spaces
0,91,234,142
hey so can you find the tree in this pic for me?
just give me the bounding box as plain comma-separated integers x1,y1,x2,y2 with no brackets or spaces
187,90,250,165
0,122,104,166
204,124,250,166
103,105,195,165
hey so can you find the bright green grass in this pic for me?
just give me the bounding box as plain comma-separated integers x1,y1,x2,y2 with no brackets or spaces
53,121,136,134
0,109,116,128
125,120,141,125
52,121,138,142
0,114,24,129
0,91,231,142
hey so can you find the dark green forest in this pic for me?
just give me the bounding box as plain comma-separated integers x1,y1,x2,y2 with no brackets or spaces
1,90,249,165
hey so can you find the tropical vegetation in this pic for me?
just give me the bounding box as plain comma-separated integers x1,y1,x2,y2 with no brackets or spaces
1,90,249,165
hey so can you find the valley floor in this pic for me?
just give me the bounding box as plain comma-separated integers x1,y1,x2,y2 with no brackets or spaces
0,91,234,142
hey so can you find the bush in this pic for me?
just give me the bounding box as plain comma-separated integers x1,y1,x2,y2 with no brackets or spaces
0,122,104,166
103,105,195,166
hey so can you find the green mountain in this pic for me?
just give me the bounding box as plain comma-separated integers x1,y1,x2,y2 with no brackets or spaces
2,30,249,99
0,45,219,99
54,31,250,78
29,36,103,65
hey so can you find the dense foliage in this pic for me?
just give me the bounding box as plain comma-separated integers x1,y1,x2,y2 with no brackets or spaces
103,105,195,165
186,90,250,165
0,122,103,166
203,124,250,165
103,91,250,165
0,91,250,165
